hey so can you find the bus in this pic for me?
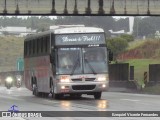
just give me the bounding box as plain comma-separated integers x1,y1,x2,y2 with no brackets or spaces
24,25,113,99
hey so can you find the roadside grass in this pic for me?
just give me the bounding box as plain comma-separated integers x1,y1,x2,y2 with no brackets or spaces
122,59,160,86
118,39,160,94
127,39,146,50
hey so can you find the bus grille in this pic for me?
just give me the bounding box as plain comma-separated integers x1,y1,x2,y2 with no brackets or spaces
72,78,82,82
72,85,96,90
85,78,95,81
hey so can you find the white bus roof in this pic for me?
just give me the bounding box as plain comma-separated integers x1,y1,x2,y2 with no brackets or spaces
25,26,104,40
54,27,104,34
50,25,85,29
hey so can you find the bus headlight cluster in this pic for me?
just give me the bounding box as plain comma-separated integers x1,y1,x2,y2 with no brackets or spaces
97,75,108,81
5,77,13,83
97,77,106,81
60,75,70,83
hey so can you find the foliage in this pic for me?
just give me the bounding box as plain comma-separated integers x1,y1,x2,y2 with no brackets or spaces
0,16,130,34
127,40,146,50
120,34,134,42
133,17,156,37
0,16,55,32
113,18,129,32
107,37,128,59
118,39,160,60
0,36,24,72
3,16,160,38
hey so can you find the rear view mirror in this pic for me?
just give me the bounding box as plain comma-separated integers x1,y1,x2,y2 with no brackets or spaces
108,49,113,62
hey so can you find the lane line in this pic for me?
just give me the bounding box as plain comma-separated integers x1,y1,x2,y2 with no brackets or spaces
120,99,140,102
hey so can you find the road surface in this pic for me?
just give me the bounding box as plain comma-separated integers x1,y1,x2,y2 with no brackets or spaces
0,86,160,120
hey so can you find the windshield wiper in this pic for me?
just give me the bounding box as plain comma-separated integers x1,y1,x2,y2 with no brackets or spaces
84,58,97,75
71,52,80,75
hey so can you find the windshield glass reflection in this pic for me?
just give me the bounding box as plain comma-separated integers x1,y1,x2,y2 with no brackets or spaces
57,48,82,74
83,47,108,74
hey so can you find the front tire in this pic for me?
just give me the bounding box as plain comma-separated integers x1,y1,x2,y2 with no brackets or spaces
94,92,102,99
32,84,40,97
6,83,11,89
7,85,11,89
51,84,63,99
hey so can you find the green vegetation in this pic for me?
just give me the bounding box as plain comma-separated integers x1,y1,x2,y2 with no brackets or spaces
119,39,160,59
0,16,129,34
0,36,24,72
107,36,129,60
120,34,134,42
123,59,160,83
127,40,146,50
118,39,160,93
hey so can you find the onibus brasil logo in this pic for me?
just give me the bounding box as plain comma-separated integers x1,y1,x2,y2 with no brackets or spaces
2,105,42,118
1,105,19,117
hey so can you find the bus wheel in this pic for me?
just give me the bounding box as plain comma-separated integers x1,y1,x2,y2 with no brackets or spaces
33,84,40,97
51,84,63,99
94,92,102,99
32,84,36,95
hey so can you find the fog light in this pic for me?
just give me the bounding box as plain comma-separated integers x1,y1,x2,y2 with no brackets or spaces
5,76,13,83
61,86,65,89
102,84,106,88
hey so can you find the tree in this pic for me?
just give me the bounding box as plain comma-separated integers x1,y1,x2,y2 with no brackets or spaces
107,37,128,59
133,17,156,38
120,34,134,42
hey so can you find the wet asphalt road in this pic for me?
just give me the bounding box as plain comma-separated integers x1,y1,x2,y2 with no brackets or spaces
0,86,160,120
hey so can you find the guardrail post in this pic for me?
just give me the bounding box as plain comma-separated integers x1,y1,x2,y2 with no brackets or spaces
144,71,148,85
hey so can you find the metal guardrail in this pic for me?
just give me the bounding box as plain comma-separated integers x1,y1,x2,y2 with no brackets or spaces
0,0,160,15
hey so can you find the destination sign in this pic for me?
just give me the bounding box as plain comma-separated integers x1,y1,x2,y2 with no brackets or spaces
55,33,105,46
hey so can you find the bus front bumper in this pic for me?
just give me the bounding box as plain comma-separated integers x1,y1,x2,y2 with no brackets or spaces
55,81,109,94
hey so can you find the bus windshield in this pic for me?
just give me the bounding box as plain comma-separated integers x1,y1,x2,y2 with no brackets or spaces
83,47,108,74
57,48,82,74
57,47,108,75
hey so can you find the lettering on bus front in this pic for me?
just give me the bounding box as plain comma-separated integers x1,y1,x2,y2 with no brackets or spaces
55,33,105,45
62,35,101,42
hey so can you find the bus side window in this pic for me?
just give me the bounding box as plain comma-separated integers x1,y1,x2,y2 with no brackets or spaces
41,38,44,53
44,36,49,54
26,41,29,56
50,50,55,65
38,38,42,54
33,39,35,55
35,39,37,55
24,41,27,57
29,41,31,56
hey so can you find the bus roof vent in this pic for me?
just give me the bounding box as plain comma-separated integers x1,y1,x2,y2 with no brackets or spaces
50,25,85,30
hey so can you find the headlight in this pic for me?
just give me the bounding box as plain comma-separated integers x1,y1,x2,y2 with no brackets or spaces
97,75,108,81
60,76,70,83
6,77,13,83
97,77,107,81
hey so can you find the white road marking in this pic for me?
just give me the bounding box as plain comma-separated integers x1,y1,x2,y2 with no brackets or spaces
120,99,140,102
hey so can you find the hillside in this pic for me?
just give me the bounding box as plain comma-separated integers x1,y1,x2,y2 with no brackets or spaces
0,36,24,72
118,39,160,60
117,39,160,86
